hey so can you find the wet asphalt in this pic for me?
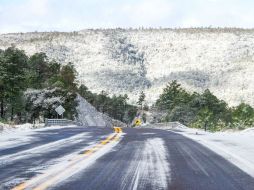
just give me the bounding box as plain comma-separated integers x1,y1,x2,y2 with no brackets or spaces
1,127,254,190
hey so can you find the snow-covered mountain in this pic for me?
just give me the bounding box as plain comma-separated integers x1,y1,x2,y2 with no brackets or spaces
1,28,254,106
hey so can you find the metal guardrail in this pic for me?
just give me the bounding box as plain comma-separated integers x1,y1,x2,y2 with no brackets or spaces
154,122,187,128
45,119,82,127
142,122,187,129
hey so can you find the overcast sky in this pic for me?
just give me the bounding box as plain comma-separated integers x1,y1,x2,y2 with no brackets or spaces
0,0,253,33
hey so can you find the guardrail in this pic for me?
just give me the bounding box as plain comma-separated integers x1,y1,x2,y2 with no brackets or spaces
155,122,187,128
143,122,187,129
45,119,82,127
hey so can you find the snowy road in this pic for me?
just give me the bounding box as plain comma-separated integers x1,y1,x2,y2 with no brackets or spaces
1,126,254,190
0,126,114,189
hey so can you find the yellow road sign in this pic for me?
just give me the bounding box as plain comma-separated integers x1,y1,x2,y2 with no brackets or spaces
134,119,142,126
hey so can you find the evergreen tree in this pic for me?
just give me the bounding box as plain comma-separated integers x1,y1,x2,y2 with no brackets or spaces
78,84,94,103
96,91,109,113
232,103,254,127
155,81,236,131
0,51,6,118
156,80,190,110
137,91,145,109
28,52,49,88
78,87,135,123
60,62,77,91
3,47,28,120
0,48,78,123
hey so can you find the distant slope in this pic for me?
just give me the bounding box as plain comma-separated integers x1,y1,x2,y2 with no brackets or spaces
1,28,254,106
76,95,111,127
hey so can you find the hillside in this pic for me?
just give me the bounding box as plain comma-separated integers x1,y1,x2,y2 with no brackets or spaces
1,28,254,106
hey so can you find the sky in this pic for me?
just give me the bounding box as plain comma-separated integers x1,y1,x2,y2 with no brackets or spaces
0,0,254,33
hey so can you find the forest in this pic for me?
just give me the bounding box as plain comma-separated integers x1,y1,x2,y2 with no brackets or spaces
0,47,137,124
155,80,254,131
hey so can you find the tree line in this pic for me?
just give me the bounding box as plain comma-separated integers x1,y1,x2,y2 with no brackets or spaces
155,80,254,131
0,47,78,124
78,86,137,124
0,47,137,124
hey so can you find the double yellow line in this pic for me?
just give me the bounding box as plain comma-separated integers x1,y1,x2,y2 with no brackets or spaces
12,127,123,190
114,127,122,133
83,128,121,155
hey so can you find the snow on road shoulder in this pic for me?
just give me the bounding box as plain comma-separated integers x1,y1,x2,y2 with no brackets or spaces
160,123,254,178
0,131,93,165
0,122,77,150
12,132,124,189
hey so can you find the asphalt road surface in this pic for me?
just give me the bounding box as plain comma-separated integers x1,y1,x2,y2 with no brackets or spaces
1,126,254,190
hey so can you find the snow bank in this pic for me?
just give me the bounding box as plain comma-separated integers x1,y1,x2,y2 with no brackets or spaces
0,123,76,150
0,122,43,135
112,119,127,128
241,127,254,134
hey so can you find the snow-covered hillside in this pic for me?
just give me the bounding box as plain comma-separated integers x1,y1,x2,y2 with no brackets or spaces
1,28,254,106
76,95,112,127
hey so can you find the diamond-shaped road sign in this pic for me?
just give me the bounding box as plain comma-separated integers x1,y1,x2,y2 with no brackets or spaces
135,118,142,126
55,105,65,115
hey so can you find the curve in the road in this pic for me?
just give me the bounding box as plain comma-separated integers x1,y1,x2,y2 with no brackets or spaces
52,128,254,190
10,127,123,190
1,127,254,190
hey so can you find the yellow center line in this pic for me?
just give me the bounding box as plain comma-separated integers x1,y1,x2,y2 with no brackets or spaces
113,127,122,133
12,182,26,190
11,127,123,190
83,134,116,154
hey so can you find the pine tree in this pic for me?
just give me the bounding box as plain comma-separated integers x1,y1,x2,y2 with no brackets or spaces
156,80,190,110
60,62,77,91
137,91,145,109
28,52,49,88
0,51,6,118
232,103,254,127
3,47,28,120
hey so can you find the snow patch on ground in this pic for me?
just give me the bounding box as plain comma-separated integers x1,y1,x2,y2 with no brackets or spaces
0,122,46,135
124,138,170,190
0,131,92,165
